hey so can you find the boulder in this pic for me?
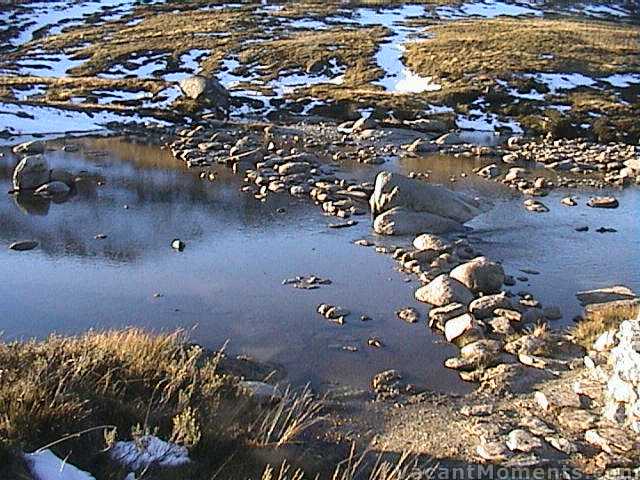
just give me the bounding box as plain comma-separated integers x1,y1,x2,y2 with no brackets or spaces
49,169,76,187
444,313,480,343
12,140,45,155
179,75,230,109
370,171,484,225
415,274,474,307
450,256,505,293
413,233,448,252
352,115,378,133
373,207,464,235
12,154,50,191
469,292,512,319
428,302,466,330
577,285,636,306
587,196,619,209
35,181,71,196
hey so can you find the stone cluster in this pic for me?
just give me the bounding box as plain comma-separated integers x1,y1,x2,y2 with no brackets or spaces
604,317,640,433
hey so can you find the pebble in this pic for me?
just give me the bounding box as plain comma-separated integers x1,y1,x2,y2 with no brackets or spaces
9,240,39,251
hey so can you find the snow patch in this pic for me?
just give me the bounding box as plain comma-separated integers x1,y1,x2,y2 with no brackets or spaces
110,436,190,471
23,450,96,480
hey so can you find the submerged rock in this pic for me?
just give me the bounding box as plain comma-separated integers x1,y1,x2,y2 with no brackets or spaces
12,140,45,155
9,240,39,251
373,207,464,235
12,154,50,191
35,181,71,196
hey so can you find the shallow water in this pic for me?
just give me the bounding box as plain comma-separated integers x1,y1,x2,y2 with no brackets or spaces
0,138,466,394
1,137,639,395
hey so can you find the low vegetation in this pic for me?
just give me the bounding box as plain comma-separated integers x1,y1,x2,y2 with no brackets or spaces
0,329,327,479
570,300,640,349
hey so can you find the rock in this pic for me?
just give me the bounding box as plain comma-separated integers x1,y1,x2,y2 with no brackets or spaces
12,154,50,190
406,138,437,154
371,369,402,396
450,257,505,294
489,316,514,335
556,408,597,432
542,306,562,320
171,239,185,251
576,286,637,306
370,171,485,227
34,181,70,196
413,233,448,252
9,240,39,251
459,339,502,366
435,133,464,145
594,331,617,352
428,303,466,330
444,313,477,343
506,429,543,453
179,75,230,110
278,162,311,176
12,140,45,155
373,207,464,235
588,196,619,209
523,199,549,213
476,441,510,462
469,293,512,319
546,436,577,454
352,115,378,133
585,427,636,454
396,307,419,323
477,164,499,179
240,381,282,403
479,364,555,395
49,169,75,187
505,167,527,182
415,275,474,307
561,196,577,206
534,389,581,411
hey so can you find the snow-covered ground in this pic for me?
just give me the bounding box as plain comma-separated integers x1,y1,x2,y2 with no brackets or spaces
23,450,96,480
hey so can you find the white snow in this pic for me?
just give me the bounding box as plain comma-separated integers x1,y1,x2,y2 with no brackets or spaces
437,1,541,19
346,6,441,94
456,109,523,133
525,72,597,93
0,102,169,136
110,436,190,471
7,0,167,47
23,450,96,480
16,53,84,78
600,73,640,88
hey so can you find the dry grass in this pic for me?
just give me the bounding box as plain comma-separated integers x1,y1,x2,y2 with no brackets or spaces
570,300,640,349
405,18,640,82
251,386,327,448
0,329,325,479
263,447,435,480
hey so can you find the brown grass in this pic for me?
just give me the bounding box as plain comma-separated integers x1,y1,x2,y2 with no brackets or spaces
0,329,324,480
405,18,640,82
570,300,640,349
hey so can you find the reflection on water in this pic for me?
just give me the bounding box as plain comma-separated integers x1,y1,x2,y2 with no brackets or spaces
1,137,638,394
0,137,466,394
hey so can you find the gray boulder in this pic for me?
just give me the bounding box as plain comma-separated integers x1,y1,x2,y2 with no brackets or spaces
450,256,505,294
35,181,71,196
415,274,474,307
12,154,50,191
373,207,464,236
370,171,486,236
179,75,230,108
469,292,512,319
12,140,45,155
